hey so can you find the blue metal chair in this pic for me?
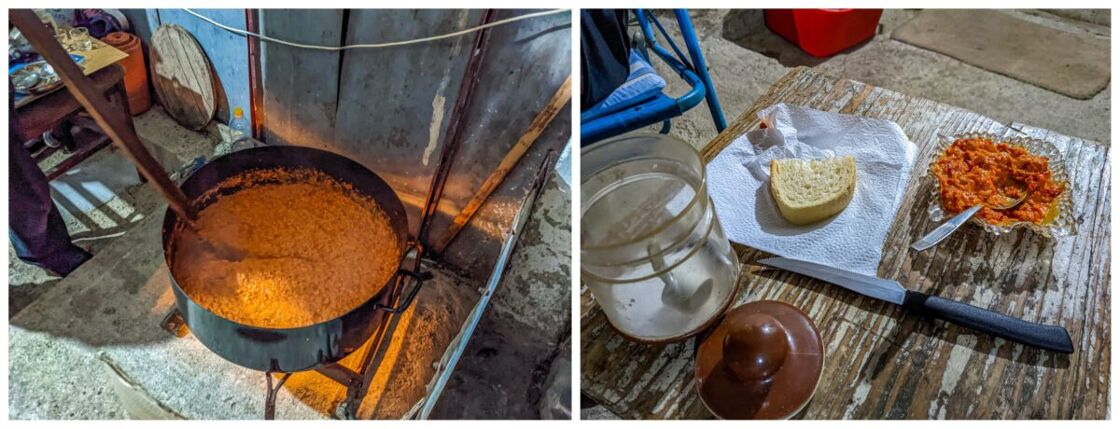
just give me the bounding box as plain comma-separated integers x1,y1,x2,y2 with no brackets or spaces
581,9,727,145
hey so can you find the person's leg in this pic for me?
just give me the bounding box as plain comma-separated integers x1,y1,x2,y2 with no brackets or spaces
9,94,91,276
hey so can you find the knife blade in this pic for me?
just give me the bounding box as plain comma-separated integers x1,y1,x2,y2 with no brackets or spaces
758,257,1074,354
759,256,907,304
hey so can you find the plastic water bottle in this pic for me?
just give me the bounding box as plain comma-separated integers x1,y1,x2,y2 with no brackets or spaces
215,107,256,157
229,107,250,144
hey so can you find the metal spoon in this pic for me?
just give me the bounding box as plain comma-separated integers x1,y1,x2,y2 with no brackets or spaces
910,190,1029,252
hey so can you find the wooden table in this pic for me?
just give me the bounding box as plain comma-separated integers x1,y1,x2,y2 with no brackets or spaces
12,38,131,180
581,67,1111,419
13,38,128,108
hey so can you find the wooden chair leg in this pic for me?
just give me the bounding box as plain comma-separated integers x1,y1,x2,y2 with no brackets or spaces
113,80,133,121
113,81,144,183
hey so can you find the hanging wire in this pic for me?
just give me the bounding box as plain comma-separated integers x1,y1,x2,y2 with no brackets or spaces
181,8,568,51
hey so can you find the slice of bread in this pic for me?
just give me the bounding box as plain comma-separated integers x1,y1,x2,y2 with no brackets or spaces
769,156,857,225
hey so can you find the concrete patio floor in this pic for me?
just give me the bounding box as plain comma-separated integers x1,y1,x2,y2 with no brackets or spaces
583,8,1109,420
9,106,571,419
646,9,1110,149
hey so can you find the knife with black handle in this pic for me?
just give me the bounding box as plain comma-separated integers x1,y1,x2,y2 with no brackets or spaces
759,257,1074,354
901,291,1073,353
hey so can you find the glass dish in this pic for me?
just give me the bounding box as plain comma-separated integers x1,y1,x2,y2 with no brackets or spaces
925,131,1076,237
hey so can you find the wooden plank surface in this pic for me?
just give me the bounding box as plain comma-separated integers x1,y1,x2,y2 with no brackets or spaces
74,38,129,78
149,24,216,131
13,38,127,108
580,67,1110,419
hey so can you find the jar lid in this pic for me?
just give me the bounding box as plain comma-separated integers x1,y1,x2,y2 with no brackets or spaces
694,300,823,419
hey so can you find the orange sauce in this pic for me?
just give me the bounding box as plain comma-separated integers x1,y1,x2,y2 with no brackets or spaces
931,138,1064,225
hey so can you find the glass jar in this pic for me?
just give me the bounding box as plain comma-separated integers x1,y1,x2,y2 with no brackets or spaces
582,134,741,342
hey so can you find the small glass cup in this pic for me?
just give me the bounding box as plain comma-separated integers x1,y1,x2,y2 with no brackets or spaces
69,27,92,51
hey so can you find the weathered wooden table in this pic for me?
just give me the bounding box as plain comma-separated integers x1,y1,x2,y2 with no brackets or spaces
14,38,127,108
581,67,1110,419
14,38,131,180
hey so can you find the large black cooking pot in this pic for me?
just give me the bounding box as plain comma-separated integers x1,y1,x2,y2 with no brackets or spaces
161,146,422,373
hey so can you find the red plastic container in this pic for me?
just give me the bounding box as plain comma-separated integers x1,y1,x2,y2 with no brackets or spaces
764,9,883,58
101,31,152,115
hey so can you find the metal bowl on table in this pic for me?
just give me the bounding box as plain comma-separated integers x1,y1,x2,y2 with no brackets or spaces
10,54,86,94
11,67,40,93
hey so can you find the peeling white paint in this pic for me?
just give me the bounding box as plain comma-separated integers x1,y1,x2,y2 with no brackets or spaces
625,352,671,403
651,353,692,415
846,378,872,419
423,91,446,166
422,36,464,166
930,334,976,417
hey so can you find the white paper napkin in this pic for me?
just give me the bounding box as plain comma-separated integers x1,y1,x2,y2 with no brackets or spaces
707,103,918,275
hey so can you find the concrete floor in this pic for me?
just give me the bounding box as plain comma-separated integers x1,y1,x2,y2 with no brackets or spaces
643,9,1110,149
430,172,572,419
9,108,214,316
583,8,1110,419
8,106,571,419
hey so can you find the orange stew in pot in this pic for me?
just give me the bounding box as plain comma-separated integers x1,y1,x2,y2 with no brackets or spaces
931,137,1064,225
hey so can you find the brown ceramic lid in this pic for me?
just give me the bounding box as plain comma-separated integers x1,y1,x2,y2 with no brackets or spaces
695,300,823,419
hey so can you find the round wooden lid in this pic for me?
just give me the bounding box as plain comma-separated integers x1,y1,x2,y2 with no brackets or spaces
695,300,823,419
150,24,215,130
